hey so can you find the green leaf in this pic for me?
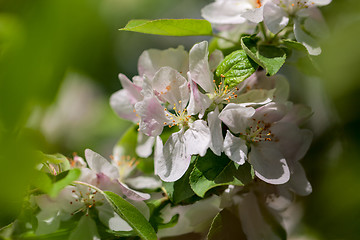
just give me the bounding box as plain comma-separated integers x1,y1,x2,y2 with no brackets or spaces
189,151,254,197
104,191,157,240
158,214,179,229
207,209,247,240
48,169,81,197
163,156,197,204
120,19,213,36
114,125,138,159
215,50,258,88
282,39,307,52
241,36,286,76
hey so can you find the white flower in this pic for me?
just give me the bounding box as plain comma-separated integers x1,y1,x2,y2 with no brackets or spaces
219,102,312,184
263,0,331,55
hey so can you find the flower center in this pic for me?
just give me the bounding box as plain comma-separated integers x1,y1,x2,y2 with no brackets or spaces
163,101,192,129
279,0,315,13
69,187,104,216
208,79,239,105
240,118,273,143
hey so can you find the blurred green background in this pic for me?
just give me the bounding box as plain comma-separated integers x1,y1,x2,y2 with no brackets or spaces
0,0,359,239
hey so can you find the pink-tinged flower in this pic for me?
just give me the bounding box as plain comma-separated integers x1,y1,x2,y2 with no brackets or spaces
134,66,211,181
219,102,312,185
263,0,331,55
201,0,269,25
84,149,150,201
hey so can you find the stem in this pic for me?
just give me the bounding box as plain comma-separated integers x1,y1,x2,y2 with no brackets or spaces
73,181,106,196
212,33,241,46
259,22,269,41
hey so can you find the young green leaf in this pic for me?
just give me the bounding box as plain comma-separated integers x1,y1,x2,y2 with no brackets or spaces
241,36,286,76
189,151,254,197
103,191,157,240
215,50,258,88
48,169,81,197
120,19,213,36
207,209,247,240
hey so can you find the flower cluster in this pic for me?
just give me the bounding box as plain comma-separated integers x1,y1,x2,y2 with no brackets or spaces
111,41,312,189
8,0,331,239
202,0,331,55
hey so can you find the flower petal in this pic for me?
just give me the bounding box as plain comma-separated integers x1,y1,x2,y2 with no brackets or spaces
218,103,255,133
208,107,223,156
248,144,290,184
154,133,191,182
117,181,150,201
201,0,249,24
97,202,132,232
184,120,211,157
135,96,168,136
136,133,155,158
223,130,247,164
187,78,212,118
138,46,189,79
189,41,214,93
263,2,289,34
294,18,321,55
151,66,189,109
85,149,119,179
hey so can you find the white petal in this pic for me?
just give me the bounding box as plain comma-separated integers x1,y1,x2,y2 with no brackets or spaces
294,18,321,55
253,102,287,123
136,133,155,158
154,133,191,182
126,176,162,190
187,78,212,118
233,88,275,105
241,6,264,23
280,104,312,125
98,203,132,232
208,107,223,156
151,66,189,109
135,96,167,136
201,0,249,25
287,161,312,196
69,215,100,240
209,49,224,72
270,123,313,161
118,181,150,201
218,103,255,133
85,149,119,179
263,2,289,33
311,0,332,6
110,90,138,122
249,144,290,184
138,46,189,79
110,74,142,122
223,131,247,164
189,41,214,93
185,120,211,157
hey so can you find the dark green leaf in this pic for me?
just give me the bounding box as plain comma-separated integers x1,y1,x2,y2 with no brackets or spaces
215,50,258,88
207,209,247,240
104,191,157,240
189,151,254,197
241,36,286,76
163,156,197,204
120,19,213,36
